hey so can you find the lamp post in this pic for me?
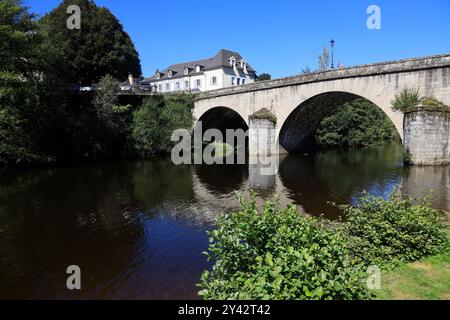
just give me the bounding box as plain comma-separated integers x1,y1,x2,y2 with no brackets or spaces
330,39,335,69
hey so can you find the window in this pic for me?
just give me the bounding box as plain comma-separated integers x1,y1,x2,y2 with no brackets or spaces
168,71,172,78
237,78,241,85
229,56,236,67
196,79,201,87
156,73,160,80
231,77,235,85
184,68,189,75
195,65,202,73
176,82,180,90
185,80,189,89
242,79,246,85
158,84,162,91
166,83,170,91
211,76,217,85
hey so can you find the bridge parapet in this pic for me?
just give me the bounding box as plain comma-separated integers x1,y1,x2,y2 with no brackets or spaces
197,53,450,100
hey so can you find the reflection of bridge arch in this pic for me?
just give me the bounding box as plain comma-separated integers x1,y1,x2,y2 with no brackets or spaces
278,91,401,153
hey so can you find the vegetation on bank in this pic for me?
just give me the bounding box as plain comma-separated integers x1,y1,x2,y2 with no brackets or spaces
198,193,370,300
198,192,449,300
315,99,399,149
374,252,450,300
132,94,194,157
337,194,449,270
0,0,194,167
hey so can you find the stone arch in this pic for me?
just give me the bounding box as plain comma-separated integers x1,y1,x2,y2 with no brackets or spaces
278,91,403,153
196,106,249,133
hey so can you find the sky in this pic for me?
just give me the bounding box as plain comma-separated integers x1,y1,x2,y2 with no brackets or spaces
25,0,450,79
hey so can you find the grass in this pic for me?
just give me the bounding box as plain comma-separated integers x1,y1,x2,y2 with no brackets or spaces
373,252,450,300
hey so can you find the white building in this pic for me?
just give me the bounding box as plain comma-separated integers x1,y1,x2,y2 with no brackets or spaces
140,49,257,93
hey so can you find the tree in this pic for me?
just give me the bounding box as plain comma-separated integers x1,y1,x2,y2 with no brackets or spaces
132,94,194,157
0,0,63,165
315,99,399,148
40,0,142,84
318,47,330,71
94,75,120,122
256,73,271,81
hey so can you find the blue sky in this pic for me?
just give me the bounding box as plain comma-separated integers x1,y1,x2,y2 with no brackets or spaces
25,0,450,79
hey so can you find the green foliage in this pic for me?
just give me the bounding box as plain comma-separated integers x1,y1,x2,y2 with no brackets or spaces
403,147,412,165
338,193,449,270
198,193,370,300
0,1,145,166
315,99,399,148
256,73,271,81
40,0,142,84
0,0,64,165
132,94,194,156
391,88,421,112
88,75,135,159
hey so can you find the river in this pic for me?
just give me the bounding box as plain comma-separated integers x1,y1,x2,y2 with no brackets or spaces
0,142,449,299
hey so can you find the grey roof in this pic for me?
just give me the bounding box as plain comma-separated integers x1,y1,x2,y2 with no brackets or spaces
142,49,256,83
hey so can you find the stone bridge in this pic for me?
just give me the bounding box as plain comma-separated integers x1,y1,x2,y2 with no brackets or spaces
194,53,450,165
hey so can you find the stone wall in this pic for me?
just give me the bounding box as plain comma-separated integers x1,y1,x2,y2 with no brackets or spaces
404,108,450,165
248,117,277,156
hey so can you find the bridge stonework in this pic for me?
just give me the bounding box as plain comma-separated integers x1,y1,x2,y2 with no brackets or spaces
194,54,450,165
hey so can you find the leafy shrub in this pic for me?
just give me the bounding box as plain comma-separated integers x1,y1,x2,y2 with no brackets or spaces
402,147,412,165
198,193,370,300
315,99,399,149
132,94,194,156
339,193,449,269
391,88,421,112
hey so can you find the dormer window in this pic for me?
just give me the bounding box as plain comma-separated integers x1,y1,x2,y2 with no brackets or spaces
229,56,236,67
239,59,246,68
168,70,173,78
184,67,189,75
155,69,162,80
195,65,202,73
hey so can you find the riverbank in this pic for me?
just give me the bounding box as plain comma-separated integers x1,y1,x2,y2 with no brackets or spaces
374,252,450,300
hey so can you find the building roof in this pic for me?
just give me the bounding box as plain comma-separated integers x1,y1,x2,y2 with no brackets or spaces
142,49,256,83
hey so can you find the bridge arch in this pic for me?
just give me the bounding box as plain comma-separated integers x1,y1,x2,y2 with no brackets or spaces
195,106,249,133
278,91,402,153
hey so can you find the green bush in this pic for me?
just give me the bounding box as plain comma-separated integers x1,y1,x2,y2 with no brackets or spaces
132,94,194,156
198,193,370,300
339,193,449,269
315,99,399,149
391,88,421,112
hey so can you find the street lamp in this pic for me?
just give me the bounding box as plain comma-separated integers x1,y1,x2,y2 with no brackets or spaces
330,39,335,69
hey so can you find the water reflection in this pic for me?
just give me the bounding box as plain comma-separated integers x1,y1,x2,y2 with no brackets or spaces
0,142,449,299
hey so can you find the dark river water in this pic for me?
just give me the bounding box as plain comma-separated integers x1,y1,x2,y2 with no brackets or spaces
0,142,449,299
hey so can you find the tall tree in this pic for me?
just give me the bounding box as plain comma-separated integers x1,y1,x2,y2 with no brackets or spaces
40,0,142,84
0,0,61,164
315,99,399,148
